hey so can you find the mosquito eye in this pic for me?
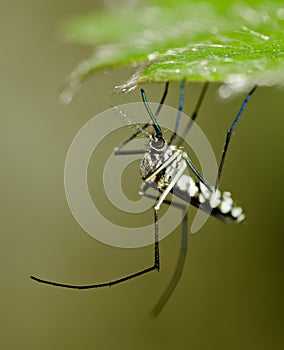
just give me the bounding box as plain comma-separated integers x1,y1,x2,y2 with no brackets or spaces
151,138,165,150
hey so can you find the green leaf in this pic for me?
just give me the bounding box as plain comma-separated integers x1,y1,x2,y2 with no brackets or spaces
60,1,284,102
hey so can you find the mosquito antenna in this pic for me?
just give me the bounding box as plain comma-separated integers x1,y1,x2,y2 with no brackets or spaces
115,82,169,152
141,89,163,139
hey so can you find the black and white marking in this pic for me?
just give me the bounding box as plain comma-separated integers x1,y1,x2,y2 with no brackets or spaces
30,82,256,316
140,137,245,223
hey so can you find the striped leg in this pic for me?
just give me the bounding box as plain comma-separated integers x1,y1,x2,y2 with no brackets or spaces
30,210,161,289
177,82,209,147
214,86,257,190
143,193,188,317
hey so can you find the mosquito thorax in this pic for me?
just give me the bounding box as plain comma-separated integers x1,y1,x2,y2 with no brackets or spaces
140,136,166,180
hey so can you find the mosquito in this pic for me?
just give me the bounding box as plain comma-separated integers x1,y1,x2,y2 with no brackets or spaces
31,81,257,316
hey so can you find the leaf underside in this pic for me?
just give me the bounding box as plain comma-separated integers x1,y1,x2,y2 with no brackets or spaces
60,1,284,101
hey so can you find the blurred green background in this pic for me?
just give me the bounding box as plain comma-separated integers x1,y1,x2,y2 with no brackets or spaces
1,1,284,349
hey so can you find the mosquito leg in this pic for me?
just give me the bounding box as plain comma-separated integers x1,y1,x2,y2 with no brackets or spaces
154,82,170,116
169,80,185,145
164,81,213,193
143,193,189,317
114,82,169,153
177,82,209,147
114,149,146,155
214,85,257,190
155,162,187,210
182,152,213,193
143,152,181,183
142,162,190,308
142,147,212,196
30,209,160,289
142,145,206,192
151,208,188,317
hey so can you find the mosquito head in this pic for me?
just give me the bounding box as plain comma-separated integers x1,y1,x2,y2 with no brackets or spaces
149,136,166,152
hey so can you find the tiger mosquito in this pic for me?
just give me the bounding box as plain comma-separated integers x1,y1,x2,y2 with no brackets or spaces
31,81,257,316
